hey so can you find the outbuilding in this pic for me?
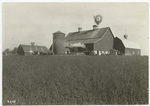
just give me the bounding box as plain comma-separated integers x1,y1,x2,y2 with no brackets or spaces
65,26,115,55
113,37,141,56
17,44,50,55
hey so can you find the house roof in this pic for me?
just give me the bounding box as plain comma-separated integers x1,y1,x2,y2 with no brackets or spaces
19,44,50,53
121,39,141,49
66,27,110,41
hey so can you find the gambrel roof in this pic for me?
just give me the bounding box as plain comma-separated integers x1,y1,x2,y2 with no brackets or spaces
65,27,115,45
18,44,50,53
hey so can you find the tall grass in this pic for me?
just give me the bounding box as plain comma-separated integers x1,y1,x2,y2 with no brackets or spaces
3,55,148,105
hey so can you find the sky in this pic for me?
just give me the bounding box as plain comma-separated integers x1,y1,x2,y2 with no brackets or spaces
2,2,149,55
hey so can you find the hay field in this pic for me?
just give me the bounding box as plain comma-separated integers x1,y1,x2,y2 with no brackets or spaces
3,55,148,105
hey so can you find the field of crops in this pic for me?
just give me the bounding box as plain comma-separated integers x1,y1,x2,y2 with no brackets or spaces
3,55,148,105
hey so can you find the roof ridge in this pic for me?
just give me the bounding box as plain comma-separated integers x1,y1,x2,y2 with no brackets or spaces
20,44,47,47
66,27,110,41
68,27,110,34
67,37,102,41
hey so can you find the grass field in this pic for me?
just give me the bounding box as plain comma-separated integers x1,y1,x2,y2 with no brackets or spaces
3,55,148,105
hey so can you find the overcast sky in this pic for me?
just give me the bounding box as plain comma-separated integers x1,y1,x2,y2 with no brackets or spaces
2,2,149,55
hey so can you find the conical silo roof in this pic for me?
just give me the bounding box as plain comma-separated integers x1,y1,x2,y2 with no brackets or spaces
53,31,65,35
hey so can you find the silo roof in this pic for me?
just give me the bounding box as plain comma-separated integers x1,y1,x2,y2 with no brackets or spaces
53,31,65,35
66,27,110,41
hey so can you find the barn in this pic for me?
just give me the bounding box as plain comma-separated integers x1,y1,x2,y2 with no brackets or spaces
113,37,141,56
65,26,115,55
17,44,50,55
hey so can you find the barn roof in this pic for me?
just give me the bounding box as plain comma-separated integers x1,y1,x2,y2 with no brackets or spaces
19,44,50,53
66,27,110,41
67,38,99,44
20,45,31,52
121,39,141,49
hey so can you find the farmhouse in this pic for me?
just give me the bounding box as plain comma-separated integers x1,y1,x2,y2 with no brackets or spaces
65,26,114,55
113,37,141,56
17,44,50,55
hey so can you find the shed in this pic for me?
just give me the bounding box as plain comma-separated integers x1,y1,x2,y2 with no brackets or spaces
113,37,141,56
17,44,50,55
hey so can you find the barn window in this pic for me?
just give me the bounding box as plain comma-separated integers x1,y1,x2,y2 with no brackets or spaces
99,51,101,55
125,51,130,55
105,51,108,54
132,51,135,54
94,50,97,54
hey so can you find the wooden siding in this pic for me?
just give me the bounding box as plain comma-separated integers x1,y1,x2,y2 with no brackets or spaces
125,48,141,56
94,28,114,51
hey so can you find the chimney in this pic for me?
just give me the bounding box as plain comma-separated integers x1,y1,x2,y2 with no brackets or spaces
93,25,98,30
78,27,82,32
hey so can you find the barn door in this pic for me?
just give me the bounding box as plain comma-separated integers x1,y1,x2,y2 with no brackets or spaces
85,43,94,51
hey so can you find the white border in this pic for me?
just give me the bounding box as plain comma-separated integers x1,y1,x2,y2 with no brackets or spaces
0,1,149,106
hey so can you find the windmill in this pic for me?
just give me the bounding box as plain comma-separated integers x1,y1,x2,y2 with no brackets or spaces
93,14,103,27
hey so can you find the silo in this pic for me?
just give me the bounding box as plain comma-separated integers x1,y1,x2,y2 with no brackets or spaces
53,31,66,54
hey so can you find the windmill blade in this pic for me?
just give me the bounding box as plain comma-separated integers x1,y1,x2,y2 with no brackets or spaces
94,14,103,25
